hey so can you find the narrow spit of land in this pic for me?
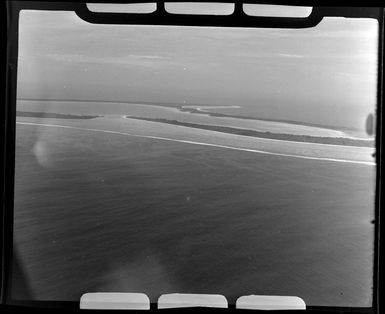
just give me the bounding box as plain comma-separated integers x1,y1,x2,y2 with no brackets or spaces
15,110,374,147
127,116,374,148
16,111,99,119
18,98,358,131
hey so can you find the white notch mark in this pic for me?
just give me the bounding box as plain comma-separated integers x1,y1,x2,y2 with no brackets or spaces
80,292,150,310
158,293,228,309
86,3,156,14
165,2,235,16
236,295,306,310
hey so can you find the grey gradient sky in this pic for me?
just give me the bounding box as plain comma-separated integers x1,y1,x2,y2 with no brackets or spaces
17,9,378,129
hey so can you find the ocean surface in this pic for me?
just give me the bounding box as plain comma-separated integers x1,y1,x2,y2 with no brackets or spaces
12,100,376,307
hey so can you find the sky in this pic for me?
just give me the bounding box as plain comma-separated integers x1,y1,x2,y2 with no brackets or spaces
17,6,378,129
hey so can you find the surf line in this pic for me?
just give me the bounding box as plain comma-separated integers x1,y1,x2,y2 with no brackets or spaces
16,121,375,166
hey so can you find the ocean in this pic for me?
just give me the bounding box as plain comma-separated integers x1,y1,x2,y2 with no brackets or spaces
12,100,376,307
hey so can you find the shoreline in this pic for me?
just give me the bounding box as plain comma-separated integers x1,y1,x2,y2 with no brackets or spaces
16,111,100,120
17,98,362,134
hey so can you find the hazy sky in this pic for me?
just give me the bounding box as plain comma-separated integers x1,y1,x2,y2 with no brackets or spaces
17,9,378,128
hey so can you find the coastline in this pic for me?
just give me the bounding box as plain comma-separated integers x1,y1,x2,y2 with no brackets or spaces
17,98,363,134
127,116,374,148
15,109,374,148
16,111,99,120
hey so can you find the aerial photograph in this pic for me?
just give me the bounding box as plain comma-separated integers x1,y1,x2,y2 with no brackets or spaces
13,5,377,308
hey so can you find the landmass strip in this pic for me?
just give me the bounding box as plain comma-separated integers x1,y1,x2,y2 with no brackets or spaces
127,116,374,148
15,111,373,147
18,98,359,132
16,111,99,119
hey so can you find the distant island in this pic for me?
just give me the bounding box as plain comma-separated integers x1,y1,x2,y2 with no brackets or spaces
128,116,374,148
16,111,99,119
179,106,359,132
